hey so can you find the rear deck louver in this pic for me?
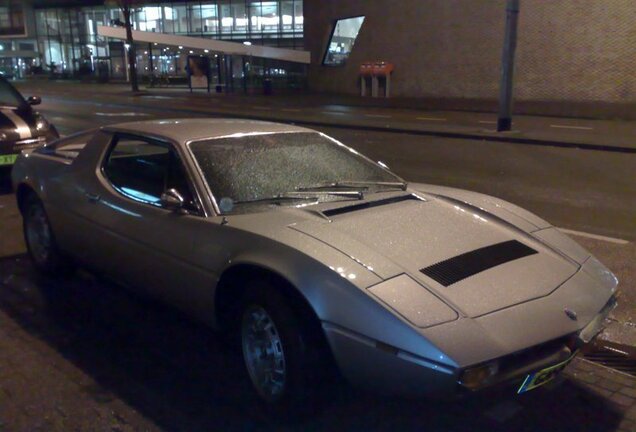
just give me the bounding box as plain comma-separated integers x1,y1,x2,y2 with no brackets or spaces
420,240,538,287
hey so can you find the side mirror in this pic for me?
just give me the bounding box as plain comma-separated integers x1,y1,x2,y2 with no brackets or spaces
160,188,185,212
27,96,41,106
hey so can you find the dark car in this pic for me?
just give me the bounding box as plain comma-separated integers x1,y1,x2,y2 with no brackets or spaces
0,76,58,171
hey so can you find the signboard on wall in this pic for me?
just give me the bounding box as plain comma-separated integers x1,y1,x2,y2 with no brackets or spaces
187,55,210,92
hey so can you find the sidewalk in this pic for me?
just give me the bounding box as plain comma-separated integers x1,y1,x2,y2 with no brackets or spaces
18,80,636,153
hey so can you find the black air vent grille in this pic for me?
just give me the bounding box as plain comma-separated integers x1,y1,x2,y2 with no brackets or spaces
323,195,421,217
420,240,538,287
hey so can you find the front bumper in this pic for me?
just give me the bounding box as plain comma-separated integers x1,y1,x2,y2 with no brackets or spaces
323,292,617,399
0,136,50,166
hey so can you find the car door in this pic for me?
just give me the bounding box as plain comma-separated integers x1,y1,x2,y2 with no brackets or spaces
81,133,217,319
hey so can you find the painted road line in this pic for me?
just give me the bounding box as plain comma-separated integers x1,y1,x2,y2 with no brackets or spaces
550,124,594,130
417,117,447,122
322,111,346,116
94,112,151,117
559,228,629,245
365,114,392,118
479,120,498,124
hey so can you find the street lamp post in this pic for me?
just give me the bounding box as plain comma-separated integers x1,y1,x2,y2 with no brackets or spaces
497,0,520,132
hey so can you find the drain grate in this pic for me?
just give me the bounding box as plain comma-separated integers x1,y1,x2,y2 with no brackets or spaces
582,340,636,377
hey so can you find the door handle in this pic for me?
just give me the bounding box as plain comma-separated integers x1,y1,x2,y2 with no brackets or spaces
86,192,101,203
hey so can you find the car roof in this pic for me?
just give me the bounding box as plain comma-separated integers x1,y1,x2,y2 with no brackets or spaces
103,118,315,145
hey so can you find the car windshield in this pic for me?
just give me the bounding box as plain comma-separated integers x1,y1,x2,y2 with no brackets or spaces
0,79,26,109
189,132,405,212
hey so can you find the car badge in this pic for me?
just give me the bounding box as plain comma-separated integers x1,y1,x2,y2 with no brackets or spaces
564,308,578,321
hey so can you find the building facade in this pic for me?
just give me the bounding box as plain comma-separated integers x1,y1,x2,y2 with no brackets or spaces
0,0,304,80
304,0,636,117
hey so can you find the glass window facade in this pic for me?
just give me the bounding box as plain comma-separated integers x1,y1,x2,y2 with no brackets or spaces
28,0,304,79
0,1,26,36
323,16,365,66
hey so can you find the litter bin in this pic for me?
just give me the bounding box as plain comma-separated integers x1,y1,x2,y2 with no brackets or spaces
263,79,272,95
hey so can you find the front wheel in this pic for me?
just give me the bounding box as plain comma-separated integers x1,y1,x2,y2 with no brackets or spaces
239,283,333,415
23,194,74,276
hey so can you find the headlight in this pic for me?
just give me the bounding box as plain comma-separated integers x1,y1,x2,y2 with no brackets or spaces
35,116,50,132
459,361,500,390
368,274,458,328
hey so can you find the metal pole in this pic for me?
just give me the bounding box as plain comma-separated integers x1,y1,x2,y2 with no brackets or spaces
148,43,153,74
497,0,520,132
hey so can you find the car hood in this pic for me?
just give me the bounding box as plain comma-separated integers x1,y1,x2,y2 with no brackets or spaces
290,193,579,318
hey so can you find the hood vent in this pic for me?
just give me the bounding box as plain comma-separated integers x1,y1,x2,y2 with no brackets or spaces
323,194,422,217
420,240,538,287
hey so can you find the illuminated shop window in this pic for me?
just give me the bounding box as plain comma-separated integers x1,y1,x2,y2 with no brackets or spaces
323,16,365,66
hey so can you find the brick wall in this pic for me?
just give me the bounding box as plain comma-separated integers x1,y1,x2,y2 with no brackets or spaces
305,0,636,116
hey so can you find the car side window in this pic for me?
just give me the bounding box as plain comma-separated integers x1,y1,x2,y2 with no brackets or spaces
103,136,198,212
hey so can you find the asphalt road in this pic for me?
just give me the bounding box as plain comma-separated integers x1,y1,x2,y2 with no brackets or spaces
14,82,636,241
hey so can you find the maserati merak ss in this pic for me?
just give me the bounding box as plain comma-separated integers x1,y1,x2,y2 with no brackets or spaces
11,119,617,408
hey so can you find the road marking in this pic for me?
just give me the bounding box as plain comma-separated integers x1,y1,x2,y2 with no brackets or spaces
322,111,346,116
417,117,447,122
281,108,302,112
95,112,150,117
559,228,629,245
365,114,392,118
479,120,498,124
550,124,594,130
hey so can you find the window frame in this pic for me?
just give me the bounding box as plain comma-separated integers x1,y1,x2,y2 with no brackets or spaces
321,15,366,67
100,132,205,216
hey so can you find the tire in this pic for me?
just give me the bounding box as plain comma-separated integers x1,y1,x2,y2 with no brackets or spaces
23,193,74,276
239,282,332,417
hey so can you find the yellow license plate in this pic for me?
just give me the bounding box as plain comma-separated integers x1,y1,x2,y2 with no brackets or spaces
517,353,576,394
0,154,18,166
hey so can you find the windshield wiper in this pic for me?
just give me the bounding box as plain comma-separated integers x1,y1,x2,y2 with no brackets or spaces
286,190,364,200
234,195,319,205
297,180,407,192
236,189,366,206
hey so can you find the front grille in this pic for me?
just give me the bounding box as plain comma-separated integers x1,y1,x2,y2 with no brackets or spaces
420,240,538,286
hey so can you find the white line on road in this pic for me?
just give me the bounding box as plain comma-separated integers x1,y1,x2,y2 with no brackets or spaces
550,124,594,130
94,112,150,117
417,117,447,122
478,120,498,124
322,111,346,116
558,228,629,245
365,114,392,118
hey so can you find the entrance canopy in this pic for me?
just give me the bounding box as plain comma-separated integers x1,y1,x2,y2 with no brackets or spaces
97,25,310,64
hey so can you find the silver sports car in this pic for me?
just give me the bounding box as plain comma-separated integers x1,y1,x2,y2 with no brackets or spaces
11,119,617,409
